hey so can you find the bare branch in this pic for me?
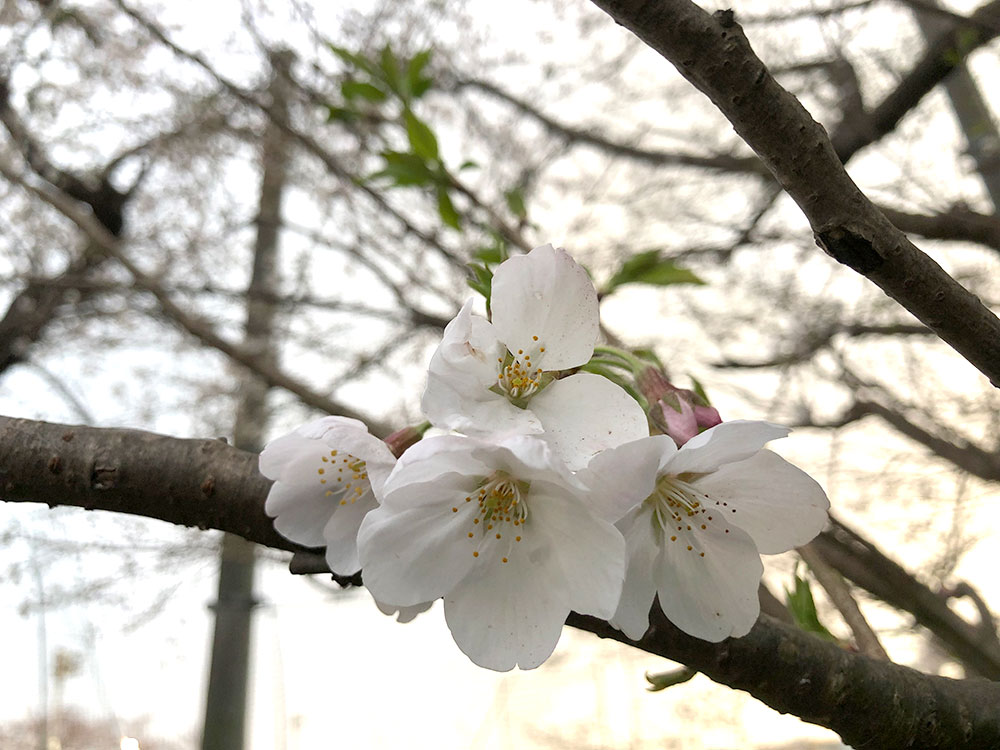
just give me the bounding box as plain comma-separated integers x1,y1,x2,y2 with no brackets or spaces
587,0,1000,387
798,542,891,660
0,159,392,437
4,414,1000,748
813,515,1000,678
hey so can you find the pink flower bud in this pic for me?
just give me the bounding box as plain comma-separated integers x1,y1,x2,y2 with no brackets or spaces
637,365,721,446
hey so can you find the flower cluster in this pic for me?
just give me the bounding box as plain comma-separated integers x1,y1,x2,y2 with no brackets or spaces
260,244,830,671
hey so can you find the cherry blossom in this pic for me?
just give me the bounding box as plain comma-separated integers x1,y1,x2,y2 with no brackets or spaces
588,421,830,642
357,433,650,671
259,416,396,575
421,244,648,469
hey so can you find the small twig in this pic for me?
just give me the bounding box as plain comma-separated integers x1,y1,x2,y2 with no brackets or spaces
799,542,890,661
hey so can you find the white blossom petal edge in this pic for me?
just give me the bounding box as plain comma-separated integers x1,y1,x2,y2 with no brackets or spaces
421,244,647,468
260,416,396,575
606,420,830,642
357,434,628,671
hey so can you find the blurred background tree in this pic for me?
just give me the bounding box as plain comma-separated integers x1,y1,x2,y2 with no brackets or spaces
1,0,999,747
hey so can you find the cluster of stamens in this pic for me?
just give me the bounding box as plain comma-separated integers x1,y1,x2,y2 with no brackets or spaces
495,335,546,403
648,474,736,558
317,449,369,505
459,471,529,564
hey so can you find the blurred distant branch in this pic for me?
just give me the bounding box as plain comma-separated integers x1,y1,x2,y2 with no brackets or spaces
0,274,449,330
455,78,769,176
2,415,998,749
812,515,1000,679
588,0,1000,388
798,542,890,660
113,0,468,271
714,321,933,369
881,205,1000,254
0,159,392,437
459,78,1000,256
799,397,1000,481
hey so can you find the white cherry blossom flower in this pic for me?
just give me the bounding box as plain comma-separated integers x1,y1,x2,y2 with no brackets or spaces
357,433,646,671
421,244,648,469
260,416,396,575
589,421,830,643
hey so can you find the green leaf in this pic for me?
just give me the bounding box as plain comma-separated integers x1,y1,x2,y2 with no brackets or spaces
404,110,439,161
436,187,461,229
341,79,387,102
466,262,494,307
504,187,527,220
458,160,479,171
784,570,836,641
327,105,358,123
603,249,705,294
368,151,437,187
380,44,404,97
689,374,711,405
474,246,503,264
328,44,378,77
407,49,434,99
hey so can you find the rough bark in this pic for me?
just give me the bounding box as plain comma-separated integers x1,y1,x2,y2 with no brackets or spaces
587,0,1000,388
4,415,1000,748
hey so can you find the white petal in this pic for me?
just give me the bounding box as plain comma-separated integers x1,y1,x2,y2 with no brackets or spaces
530,373,650,470
654,518,763,642
379,436,489,509
374,597,434,623
322,489,378,574
421,301,540,437
578,435,672,522
477,435,584,490
443,535,569,671
265,478,334,548
490,244,599,370
662,420,789,476
357,502,479,607
610,505,660,640
259,415,395,550
529,487,625,619
694,450,829,553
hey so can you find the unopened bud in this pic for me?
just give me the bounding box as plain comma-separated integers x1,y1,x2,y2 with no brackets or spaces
383,423,429,458
638,365,721,446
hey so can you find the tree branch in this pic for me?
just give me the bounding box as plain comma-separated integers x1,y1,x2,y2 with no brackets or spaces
3,415,1000,748
813,515,1000,679
0,159,391,437
588,0,1000,387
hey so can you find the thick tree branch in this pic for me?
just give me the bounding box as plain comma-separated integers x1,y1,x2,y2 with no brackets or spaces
3,415,1000,748
588,0,1000,387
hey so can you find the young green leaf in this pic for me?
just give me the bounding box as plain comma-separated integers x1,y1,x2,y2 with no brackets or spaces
504,187,527,220
404,110,440,162
368,151,437,187
407,49,434,99
436,187,462,229
604,249,705,294
328,45,378,77
341,79,387,102
380,44,404,97
785,570,837,642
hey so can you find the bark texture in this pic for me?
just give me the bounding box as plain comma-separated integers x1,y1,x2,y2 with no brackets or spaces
587,0,1000,387
4,415,1000,748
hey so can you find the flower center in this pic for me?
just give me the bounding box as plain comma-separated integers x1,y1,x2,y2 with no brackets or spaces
317,449,370,506
492,337,552,407
645,474,736,559
462,470,529,564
